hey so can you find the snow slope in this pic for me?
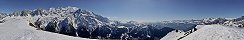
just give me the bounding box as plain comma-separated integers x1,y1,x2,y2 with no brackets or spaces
160,25,199,40
181,25,244,40
160,30,186,40
0,17,95,40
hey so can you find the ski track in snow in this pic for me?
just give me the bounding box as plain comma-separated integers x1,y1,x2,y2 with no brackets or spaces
181,25,244,40
0,17,96,40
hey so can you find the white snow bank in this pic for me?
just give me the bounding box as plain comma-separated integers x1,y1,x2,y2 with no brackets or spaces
181,25,244,40
160,30,186,40
0,17,96,40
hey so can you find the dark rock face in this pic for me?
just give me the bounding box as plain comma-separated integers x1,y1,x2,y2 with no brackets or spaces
44,18,58,32
127,25,175,40
110,27,128,39
155,27,175,38
77,25,91,38
58,17,76,36
34,18,43,29
91,25,111,39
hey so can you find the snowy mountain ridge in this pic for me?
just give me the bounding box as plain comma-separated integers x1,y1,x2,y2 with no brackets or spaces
0,6,198,40
1,6,244,40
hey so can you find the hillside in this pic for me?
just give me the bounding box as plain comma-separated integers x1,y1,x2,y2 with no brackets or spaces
0,17,95,40
181,25,244,40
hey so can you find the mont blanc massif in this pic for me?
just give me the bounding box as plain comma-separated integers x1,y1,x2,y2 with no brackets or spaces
0,7,244,40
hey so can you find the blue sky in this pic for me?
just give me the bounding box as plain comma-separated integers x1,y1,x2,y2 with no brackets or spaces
0,0,244,22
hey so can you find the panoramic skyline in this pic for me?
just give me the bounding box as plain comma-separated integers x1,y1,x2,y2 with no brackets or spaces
0,0,244,22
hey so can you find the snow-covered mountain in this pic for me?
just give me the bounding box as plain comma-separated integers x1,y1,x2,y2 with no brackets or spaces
0,17,94,40
0,7,199,40
0,12,7,23
26,7,110,37
171,16,244,28
2,6,244,40
198,16,244,28
0,12,7,20
223,16,244,27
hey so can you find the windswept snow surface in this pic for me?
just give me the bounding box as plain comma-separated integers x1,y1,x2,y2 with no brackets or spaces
160,30,186,40
181,25,244,40
0,17,95,40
